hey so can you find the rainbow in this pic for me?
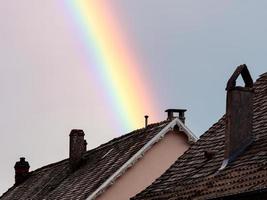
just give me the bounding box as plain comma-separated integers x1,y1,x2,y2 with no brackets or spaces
65,1,158,131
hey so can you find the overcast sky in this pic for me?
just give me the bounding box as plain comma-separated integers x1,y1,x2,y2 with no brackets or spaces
1,0,267,195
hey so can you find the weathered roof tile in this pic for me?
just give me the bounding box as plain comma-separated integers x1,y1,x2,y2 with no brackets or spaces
1,121,174,200
133,73,267,200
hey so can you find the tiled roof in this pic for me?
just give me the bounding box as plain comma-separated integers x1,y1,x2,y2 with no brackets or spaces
0,118,195,200
133,73,267,200
0,121,168,200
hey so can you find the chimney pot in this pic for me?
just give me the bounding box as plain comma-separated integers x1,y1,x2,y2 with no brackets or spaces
69,129,86,171
14,157,30,185
165,109,187,123
223,65,254,167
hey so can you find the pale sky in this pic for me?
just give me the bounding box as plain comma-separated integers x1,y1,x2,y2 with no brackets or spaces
1,0,267,195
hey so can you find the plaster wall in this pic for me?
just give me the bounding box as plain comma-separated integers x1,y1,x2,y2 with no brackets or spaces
96,131,190,200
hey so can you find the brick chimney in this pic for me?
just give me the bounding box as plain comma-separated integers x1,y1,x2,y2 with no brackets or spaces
14,157,30,185
165,109,187,123
222,65,254,167
69,129,87,171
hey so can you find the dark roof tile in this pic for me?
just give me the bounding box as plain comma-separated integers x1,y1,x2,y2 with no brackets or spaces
133,73,267,200
1,120,175,200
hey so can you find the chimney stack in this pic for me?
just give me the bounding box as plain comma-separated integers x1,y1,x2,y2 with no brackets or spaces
14,157,30,185
165,109,187,123
69,129,86,171
223,65,254,166
144,115,149,128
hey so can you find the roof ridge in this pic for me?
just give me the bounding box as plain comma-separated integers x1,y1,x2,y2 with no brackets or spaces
0,158,70,198
32,159,69,173
24,121,170,175
84,120,169,154
199,115,225,139
259,72,267,78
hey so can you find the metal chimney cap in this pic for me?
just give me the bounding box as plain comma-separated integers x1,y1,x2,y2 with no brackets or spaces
165,109,187,123
165,109,187,113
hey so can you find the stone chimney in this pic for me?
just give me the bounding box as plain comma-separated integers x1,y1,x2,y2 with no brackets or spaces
222,65,254,167
165,109,187,123
69,129,86,171
14,157,30,185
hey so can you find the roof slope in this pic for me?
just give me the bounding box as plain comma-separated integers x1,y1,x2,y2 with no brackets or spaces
0,121,168,200
133,73,267,200
0,119,196,200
